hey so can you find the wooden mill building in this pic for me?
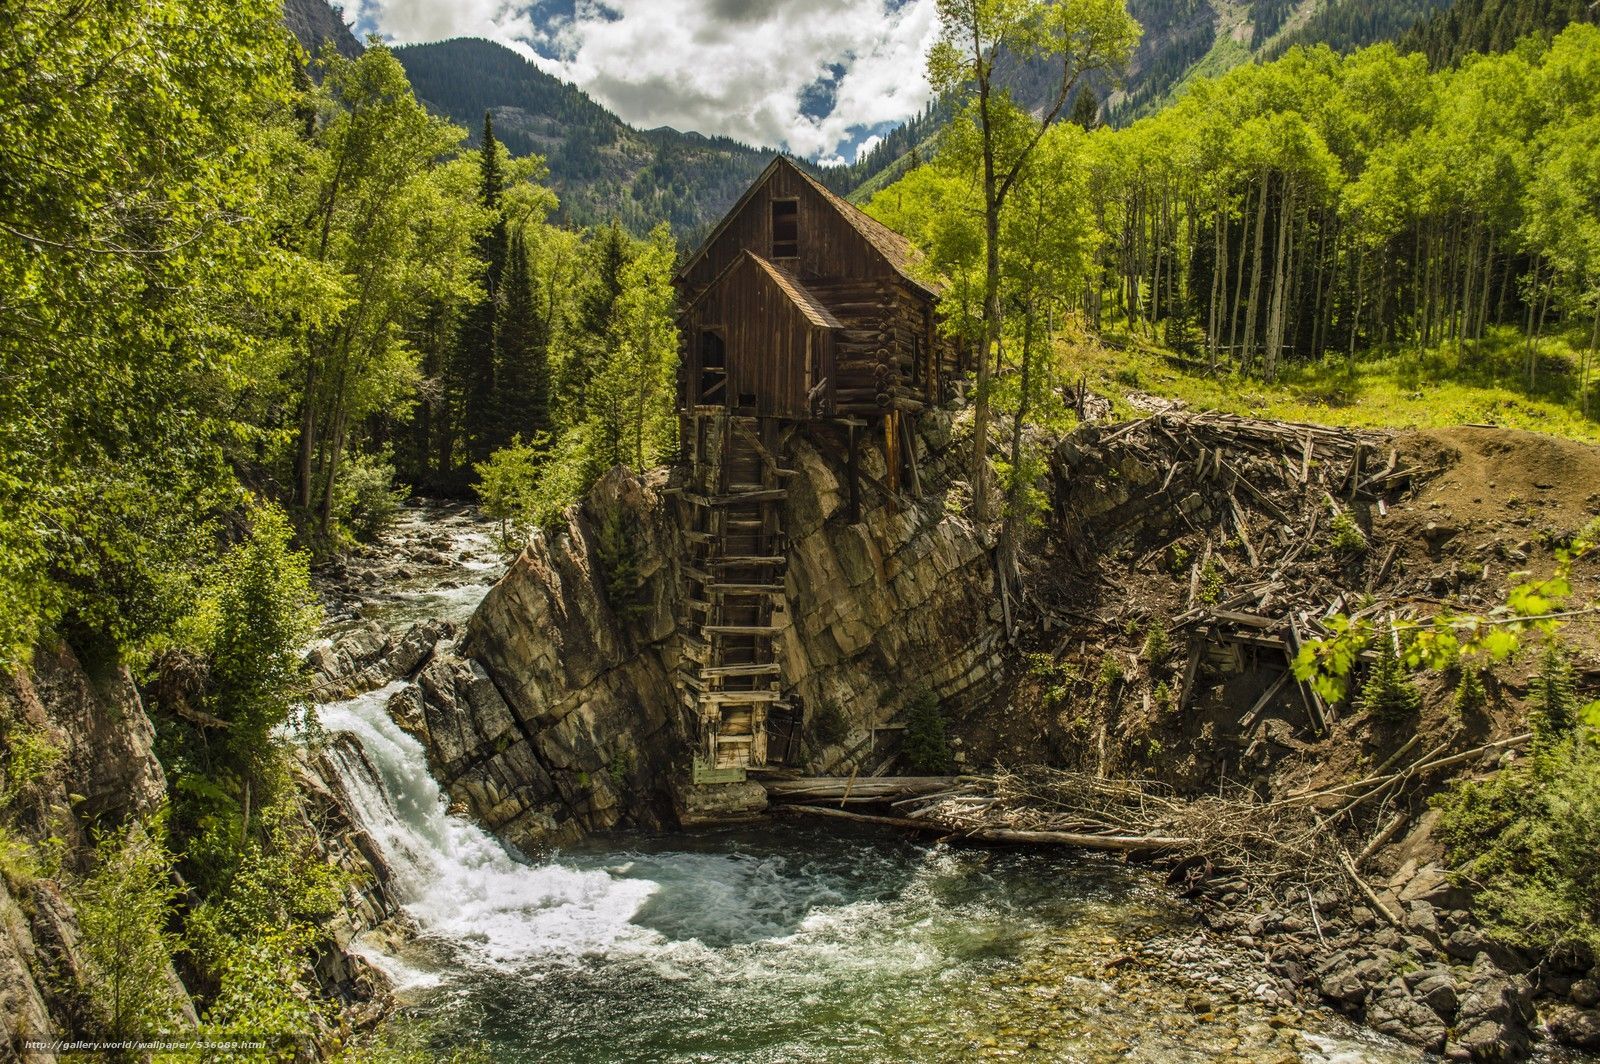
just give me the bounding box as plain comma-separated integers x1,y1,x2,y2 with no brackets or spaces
673,155,957,779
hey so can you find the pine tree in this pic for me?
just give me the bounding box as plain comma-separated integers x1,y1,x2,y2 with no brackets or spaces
1358,630,1423,722
562,222,630,417
1530,641,1577,754
461,111,507,465
1070,86,1100,129
492,231,550,446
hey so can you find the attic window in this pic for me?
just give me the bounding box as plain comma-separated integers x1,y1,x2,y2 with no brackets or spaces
771,199,798,258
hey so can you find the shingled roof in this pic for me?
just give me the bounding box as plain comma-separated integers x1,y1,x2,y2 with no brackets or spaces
746,252,844,328
675,155,938,298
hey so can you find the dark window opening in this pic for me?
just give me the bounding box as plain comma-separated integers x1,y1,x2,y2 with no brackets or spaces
699,330,726,403
771,199,798,258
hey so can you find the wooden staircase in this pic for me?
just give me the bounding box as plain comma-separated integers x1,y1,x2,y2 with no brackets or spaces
680,414,801,775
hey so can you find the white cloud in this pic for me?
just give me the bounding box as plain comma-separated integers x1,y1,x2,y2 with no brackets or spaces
354,0,538,56
361,0,941,160
854,134,884,162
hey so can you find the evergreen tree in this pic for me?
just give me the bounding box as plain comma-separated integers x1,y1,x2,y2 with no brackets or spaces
1530,641,1578,755
1070,86,1101,128
493,231,551,446
1358,630,1423,722
462,111,508,465
562,221,631,417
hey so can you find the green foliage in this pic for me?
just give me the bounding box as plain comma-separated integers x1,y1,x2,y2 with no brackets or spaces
1356,631,1424,722
178,507,318,780
334,452,407,544
1198,560,1226,604
810,701,851,748
0,0,298,664
1435,722,1600,952
1298,526,1595,701
1328,511,1369,554
187,793,349,1052
1098,654,1127,688
1453,665,1489,717
595,508,649,625
71,818,190,1042
1141,619,1172,663
902,689,954,774
1529,641,1579,754
0,718,63,812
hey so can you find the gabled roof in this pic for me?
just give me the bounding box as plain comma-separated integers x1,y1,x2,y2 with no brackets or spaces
675,155,937,297
746,253,843,329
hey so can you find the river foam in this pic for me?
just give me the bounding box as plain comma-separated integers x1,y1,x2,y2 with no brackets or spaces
317,684,658,980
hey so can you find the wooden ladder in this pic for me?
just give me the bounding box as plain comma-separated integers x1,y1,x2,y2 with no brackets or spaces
681,414,793,773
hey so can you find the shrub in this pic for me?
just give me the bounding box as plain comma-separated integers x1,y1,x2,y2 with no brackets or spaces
1453,666,1488,717
1198,560,1225,604
1328,511,1368,555
1529,642,1577,757
1142,620,1171,663
188,795,348,1051
71,818,190,1042
810,700,849,747
595,507,649,624
1098,654,1126,689
902,689,952,774
1435,717,1600,953
335,451,405,543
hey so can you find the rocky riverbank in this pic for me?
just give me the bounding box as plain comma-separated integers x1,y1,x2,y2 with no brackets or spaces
304,407,1600,1060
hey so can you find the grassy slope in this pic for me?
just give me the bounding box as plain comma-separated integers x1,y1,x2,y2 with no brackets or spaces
1069,324,1600,443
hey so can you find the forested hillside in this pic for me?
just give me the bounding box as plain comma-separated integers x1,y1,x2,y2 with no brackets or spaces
1,0,683,1044
393,38,776,235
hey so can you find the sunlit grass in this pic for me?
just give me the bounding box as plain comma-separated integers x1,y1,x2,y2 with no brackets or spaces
1066,324,1600,443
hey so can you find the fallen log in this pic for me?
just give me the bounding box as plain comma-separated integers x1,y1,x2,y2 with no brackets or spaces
774,803,1192,852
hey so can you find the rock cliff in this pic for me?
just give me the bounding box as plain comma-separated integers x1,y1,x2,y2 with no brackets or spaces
412,411,1010,848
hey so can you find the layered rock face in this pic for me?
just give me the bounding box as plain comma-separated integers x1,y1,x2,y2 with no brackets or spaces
414,411,1008,848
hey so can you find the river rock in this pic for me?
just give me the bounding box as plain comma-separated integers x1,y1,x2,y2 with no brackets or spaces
1547,1004,1600,1050
1448,954,1534,1061
1367,976,1447,1052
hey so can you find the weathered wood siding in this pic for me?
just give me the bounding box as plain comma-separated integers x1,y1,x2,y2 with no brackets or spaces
684,256,834,419
680,167,890,296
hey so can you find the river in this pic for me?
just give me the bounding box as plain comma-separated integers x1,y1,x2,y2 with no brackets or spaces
309,503,1415,1062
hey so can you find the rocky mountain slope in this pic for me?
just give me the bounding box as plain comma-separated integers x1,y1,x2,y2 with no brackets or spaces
283,0,362,61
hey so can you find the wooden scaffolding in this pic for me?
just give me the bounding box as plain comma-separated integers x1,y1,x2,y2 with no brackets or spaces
679,412,802,775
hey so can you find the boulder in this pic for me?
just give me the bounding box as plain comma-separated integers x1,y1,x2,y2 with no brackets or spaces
1449,954,1534,1062
1547,1005,1600,1050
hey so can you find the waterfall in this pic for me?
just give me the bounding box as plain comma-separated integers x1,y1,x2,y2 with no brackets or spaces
314,682,658,982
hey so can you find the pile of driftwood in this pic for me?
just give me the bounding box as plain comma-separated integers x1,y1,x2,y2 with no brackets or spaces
1049,410,1456,741
768,732,1532,915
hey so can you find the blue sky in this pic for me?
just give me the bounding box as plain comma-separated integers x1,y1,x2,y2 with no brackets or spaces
349,0,939,163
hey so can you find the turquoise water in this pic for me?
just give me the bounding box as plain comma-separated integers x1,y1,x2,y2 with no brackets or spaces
319,684,1406,1063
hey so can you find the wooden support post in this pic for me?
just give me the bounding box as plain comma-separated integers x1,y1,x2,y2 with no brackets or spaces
846,422,861,522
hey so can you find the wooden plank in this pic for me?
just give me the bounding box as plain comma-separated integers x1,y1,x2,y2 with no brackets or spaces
1176,637,1204,713
700,663,783,677
702,624,785,635
1238,670,1291,730
698,690,783,703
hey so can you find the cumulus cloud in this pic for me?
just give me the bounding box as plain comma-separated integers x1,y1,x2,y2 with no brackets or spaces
354,0,539,56
361,0,941,160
